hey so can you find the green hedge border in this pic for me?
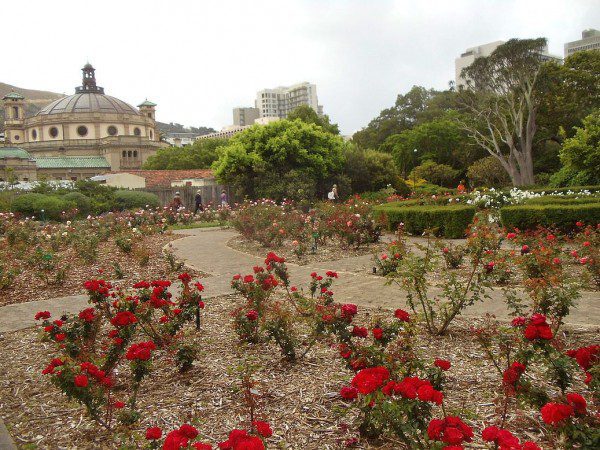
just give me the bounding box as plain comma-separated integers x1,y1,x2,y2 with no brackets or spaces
500,203,600,231
374,204,476,238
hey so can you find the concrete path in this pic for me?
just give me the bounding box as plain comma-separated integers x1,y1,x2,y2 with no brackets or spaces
170,228,600,328
1,228,598,335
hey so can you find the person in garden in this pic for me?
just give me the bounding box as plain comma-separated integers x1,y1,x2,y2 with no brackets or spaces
194,190,203,214
328,184,339,201
457,180,467,194
220,189,229,207
170,191,183,211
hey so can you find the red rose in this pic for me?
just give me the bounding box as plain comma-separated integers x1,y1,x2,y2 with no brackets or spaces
434,359,451,371
246,310,259,321
341,304,358,318
566,393,587,415
372,327,383,340
506,232,516,239
198,301,205,309
195,282,204,291
179,424,199,439
193,443,212,450
394,309,410,322
74,374,89,387
351,366,390,395
78,308,96,323
351,326,368,338
55,333,66,342
326,270,338,278
540,402,573,425
110,311,137,327
113,401,125,409
481,426,499,441
340,386,358,400
145,427,162,440
35,311,51,320
252,420,273,437
243,275,254,283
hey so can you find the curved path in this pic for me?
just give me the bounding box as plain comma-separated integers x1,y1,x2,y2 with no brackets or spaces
171,228,600,328
1,228,599,334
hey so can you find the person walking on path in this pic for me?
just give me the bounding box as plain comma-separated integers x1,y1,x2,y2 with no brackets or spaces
220,190,229,207
170,191,183,211
194,190,204,214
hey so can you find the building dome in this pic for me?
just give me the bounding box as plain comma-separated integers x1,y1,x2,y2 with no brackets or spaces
36,92,140,116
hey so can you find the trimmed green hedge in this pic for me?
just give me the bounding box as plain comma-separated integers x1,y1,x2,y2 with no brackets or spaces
379,195,469,209
525,185,600,194
114,190,160,210
524,196,600,206
500,204,600,231
374,204,476,238
11,193,77,221
62,192,92,215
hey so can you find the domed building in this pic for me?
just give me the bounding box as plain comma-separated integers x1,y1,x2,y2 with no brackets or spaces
1,64,164,181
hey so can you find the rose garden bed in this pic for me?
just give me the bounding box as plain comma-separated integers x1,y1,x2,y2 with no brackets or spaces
0,290,594,449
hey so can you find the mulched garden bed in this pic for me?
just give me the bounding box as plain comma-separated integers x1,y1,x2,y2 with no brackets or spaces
0,291,594,449
227,235,389,266
0,233,205,307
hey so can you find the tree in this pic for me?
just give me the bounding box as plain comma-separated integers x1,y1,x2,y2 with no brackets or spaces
537,51,600,142
352,86,438,149
343,144,406,193
143,138,227,169
380,111,477,174
555,110,600,186
287,105,340,134
467,156,510,188
212,120,345,200
459,38,549,186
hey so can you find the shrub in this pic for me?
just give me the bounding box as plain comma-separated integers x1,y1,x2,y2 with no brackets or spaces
500,204,600,232
62,192,92,216
467,156,511,188
113,190,160,211
409,160,460,187
11,193,76,221
524,196,600,205
375,204,476,238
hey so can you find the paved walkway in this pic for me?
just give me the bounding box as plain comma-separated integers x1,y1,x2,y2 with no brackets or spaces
170,228,600,328
1,228,598,334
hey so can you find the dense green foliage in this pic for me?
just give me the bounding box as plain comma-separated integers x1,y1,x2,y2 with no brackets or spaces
287,105,340,135
213,119,344,200
374,203,476,238
11,193,76,221
143,138,227,170
343,145,409,194
552,111,600,186
467,156,510,188
113,190,160,210
409,160,460,187
500,203,600,231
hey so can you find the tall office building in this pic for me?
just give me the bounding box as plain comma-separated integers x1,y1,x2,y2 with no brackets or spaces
564,29,600,58
455,40,560,87
255,82,321,119
233,107,260,126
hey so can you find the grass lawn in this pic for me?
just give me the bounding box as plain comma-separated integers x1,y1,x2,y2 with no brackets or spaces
169,221,227,230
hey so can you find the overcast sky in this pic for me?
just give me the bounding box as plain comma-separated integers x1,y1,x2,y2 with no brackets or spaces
3,0,599,135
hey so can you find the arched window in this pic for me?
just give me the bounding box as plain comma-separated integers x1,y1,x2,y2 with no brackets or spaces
127,151,132,157
12,106,19,119
133,150,138,157
122,150,126,157
149,130,153,140
31,129,37,140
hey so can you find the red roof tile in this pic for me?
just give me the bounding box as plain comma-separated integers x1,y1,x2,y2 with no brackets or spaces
114,169,214,188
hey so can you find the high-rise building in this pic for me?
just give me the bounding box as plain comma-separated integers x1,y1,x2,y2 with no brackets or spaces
232,107,260,126
564,29,600,58
455,40,560,87
254,82,321,119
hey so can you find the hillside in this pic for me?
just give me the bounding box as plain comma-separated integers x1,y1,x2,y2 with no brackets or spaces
0,82,64,132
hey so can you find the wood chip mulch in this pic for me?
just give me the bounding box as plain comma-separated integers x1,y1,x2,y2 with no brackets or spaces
0,233,205,307
0,291,596,449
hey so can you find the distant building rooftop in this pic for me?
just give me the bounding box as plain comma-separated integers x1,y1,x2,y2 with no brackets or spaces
34,156,111,169
114,169,214,187
0,147,32,159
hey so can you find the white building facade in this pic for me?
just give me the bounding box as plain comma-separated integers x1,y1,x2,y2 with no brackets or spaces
254,82,322,119
564,29,600,58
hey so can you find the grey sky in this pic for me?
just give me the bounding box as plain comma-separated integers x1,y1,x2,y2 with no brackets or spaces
3,0,599,135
